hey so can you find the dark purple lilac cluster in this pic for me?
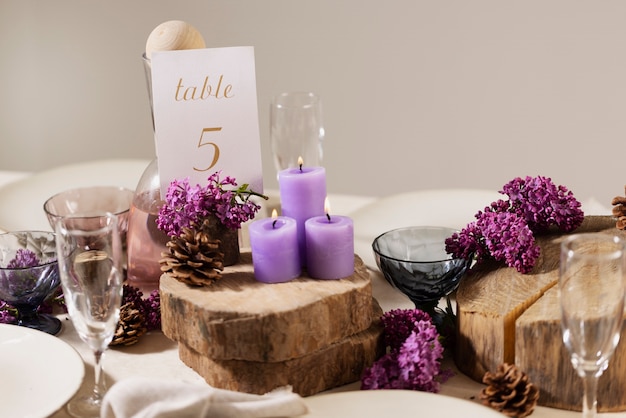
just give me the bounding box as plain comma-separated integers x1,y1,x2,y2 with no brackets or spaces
122,284,161,331
361,309,450,392
157,171,267,236
445,176,584,274
501,176,584,233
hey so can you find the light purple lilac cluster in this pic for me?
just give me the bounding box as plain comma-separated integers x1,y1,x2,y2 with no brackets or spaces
445,176,584,274
6,248,40,268
157,171,266,236
361,309,450,392
122,284,161,331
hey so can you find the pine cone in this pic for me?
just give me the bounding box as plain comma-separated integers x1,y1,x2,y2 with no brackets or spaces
160,219,225,287
612,187,626,230
110,302,147,347
480,363,539,418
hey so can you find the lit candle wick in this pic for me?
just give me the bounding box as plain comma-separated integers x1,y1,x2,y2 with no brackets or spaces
298,156,304,172
324,196,331,222
271,208,279,229
272,219,278,228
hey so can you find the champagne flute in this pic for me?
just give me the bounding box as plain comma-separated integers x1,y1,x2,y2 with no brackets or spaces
560,232,626,418
54,213,124,418
270,91,324,173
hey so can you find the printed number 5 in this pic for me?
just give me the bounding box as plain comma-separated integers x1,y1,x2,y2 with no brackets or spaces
194,127,222,172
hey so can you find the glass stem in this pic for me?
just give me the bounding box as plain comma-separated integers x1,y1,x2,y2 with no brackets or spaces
16,305,39,325
582,372,599,418
92,349,106,404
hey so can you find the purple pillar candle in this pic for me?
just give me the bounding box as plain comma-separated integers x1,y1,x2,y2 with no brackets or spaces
305,212,354,280
249,212,301,283
278,162,326,265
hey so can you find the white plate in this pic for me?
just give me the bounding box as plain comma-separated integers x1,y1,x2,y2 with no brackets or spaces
351,189,502,268
0,324,85,418
303,389,504,417
0,158,150,232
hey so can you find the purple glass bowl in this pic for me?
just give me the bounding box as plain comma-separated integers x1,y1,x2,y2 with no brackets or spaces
0,231,61,334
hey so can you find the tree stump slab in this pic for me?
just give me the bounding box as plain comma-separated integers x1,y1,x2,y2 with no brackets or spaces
178,300,384,396
160,252,375,362
455,216,626,411
516,283,626,411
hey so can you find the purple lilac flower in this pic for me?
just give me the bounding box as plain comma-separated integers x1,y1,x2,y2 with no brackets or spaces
120,284,161,331
445,176,583,274
380,308,433,352
143,289,161,331
396,320,445,392
6,249,40,269
446,210,540,274
0,300,16,324
157,171,265,237
361,309,447,392
477,210,540,274
500,176,584,233
361,354,403,390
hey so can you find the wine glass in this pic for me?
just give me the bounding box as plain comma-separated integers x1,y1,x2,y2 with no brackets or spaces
270,91,324,173
559,232,626,418
54,213,124,418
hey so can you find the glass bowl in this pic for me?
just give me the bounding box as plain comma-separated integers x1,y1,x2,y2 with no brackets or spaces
0,231,61,334
372,226,472,313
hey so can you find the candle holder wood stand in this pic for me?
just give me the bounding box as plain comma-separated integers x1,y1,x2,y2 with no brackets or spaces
160,252,384,396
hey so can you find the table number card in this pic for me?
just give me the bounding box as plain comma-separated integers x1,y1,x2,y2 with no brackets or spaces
150,46,263,196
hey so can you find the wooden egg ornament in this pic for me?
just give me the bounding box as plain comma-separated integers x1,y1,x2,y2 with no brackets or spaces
145,20,206,59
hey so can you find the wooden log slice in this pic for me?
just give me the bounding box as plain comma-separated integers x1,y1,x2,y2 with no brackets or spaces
516,284,626,412
160,252,374,362
454,216,622,408
178,300,384,396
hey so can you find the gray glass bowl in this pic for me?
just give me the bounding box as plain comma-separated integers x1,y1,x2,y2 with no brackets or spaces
372,226,472,309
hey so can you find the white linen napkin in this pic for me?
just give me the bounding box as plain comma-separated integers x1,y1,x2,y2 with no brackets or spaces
100,377,309,418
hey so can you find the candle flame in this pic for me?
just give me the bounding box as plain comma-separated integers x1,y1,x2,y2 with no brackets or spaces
324,197,331,222
298,156,304,171
271,208,278,228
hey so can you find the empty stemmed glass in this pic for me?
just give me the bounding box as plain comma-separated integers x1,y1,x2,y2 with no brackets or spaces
560,232,626,418
54,213,124,418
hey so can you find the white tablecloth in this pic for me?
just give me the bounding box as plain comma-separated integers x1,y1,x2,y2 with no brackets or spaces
0,169,620,418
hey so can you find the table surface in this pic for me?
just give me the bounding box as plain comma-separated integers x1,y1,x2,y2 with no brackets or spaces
0,168,620,418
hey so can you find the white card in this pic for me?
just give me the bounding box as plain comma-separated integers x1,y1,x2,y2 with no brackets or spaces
151,46,263,196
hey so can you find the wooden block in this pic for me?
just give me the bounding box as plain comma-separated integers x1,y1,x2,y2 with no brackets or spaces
178,300,385,396
454,236,563,380
454,216,626,411
160,252,374,362
516,285,626,412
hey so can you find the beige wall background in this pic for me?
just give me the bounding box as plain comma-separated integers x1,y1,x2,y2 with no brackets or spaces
1,1,625,208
